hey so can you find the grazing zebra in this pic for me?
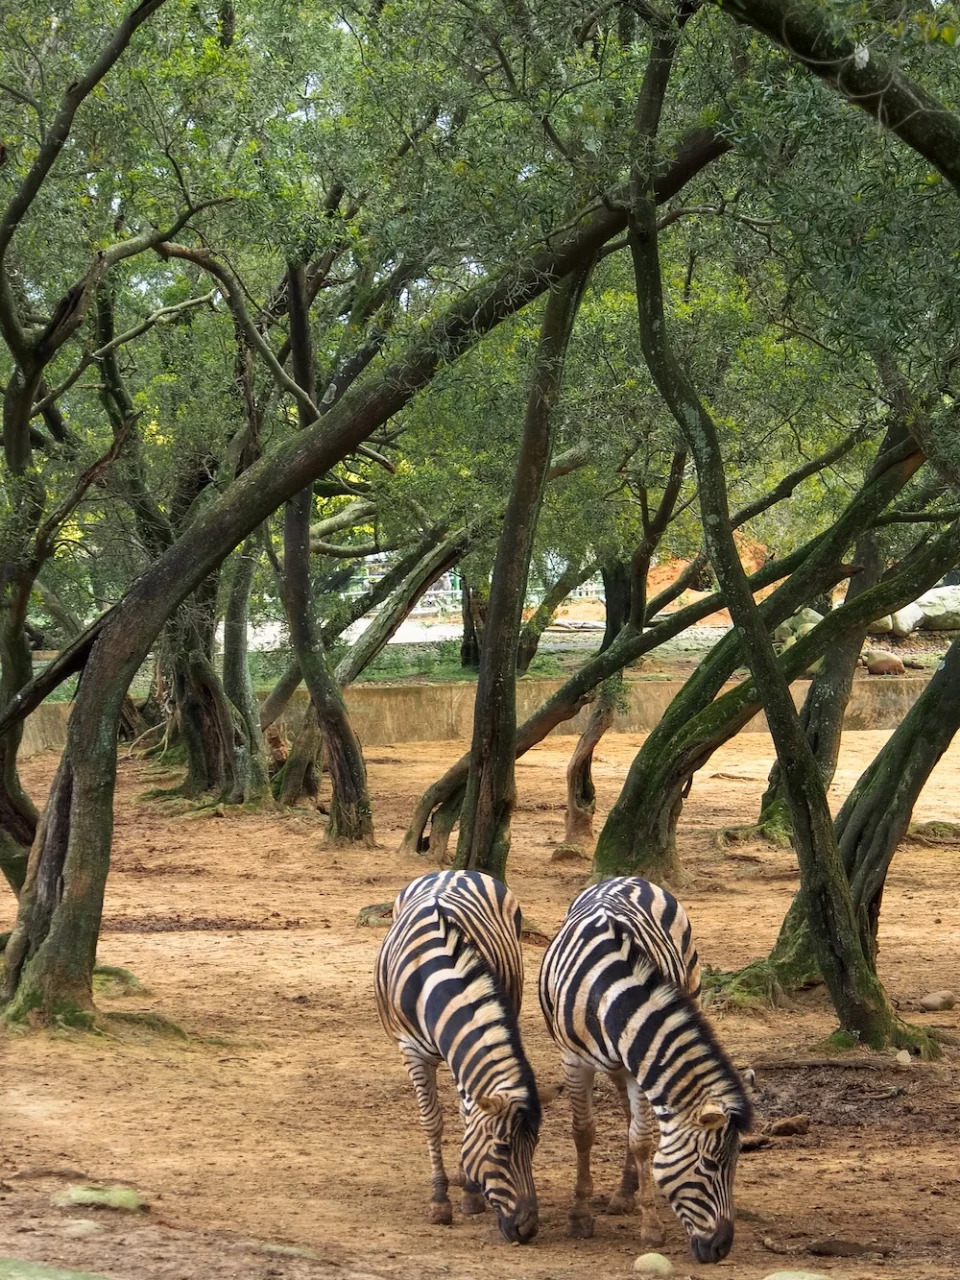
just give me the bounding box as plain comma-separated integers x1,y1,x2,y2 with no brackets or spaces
539,877,752,1263
375,870,549,1243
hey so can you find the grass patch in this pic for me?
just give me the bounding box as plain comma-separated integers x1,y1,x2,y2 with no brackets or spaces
105,1010,189,1040
54,1184,147,1212
92,966,145,998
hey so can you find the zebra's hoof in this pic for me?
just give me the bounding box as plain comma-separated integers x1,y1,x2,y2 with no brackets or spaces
427,1200,453,1226
639,1219,666,1248
567,1213,595,1239
606,1193,636,1216
461,1191,487,1216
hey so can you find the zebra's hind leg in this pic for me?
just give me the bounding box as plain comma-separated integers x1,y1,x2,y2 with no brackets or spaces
456,1103,487,1216
606,1070,639,1216
564,1056,597,1238
627,1078,666,1248
401,1046,453,1226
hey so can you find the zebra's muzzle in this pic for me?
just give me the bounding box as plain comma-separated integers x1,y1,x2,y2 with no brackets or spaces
497,1199,539,1244
690,1217,734,1263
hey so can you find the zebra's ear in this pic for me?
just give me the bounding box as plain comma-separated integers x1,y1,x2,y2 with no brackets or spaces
697,1099,727,1130
537,1082,563,1107
475,1093,510,1117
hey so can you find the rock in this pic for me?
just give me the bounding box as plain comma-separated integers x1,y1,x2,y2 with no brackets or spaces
762,1273,832,1280
774,608,823,644
895,1049,912,1066
795,607,824,629
920,989,956,1011
768,1113,809,1137
866,614,893,635
917,585,960,630
891,603,924,636
633,1254,673,1276
863,648,905,676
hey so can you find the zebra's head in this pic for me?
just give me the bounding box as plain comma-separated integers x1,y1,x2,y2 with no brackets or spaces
653,1095,751,1263
462,1087,550,1243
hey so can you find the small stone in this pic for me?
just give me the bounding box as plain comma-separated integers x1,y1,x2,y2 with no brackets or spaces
919,989,955,1011
768,1113,809,1136
762,1273,832,1280
633,1253,673,1276
895,1049,912,1066
864,648,905,676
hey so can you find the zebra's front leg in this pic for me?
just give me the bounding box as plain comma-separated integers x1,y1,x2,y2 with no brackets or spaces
627,1077,666,1248
564,1056,597,1239
401,1046,453,1226
457,1101,486,1216
606,1070,639,1216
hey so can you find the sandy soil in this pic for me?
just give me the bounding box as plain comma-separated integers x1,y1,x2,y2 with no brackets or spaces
3,730,960,1280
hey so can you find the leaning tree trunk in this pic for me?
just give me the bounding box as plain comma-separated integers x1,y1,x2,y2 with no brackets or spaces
561,676,620,855
757,537,882,844
0,144,729,1022
769,633,960,986
516,560,593,675
284,262,373,843
221,539,271,801
0,571,37,896
629,121,905,1047
455,265,592,878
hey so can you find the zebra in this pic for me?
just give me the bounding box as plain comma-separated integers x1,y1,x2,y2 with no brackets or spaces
375,870,551,1243
538,877,752,1263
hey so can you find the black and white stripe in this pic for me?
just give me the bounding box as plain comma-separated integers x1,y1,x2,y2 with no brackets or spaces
539,877,751,1263
375,871,542,1242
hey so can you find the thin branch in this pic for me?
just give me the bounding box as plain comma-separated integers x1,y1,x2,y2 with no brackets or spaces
32,290,217,415
157,243,321,421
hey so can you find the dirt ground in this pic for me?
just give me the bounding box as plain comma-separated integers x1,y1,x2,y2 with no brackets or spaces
3,729,960,1280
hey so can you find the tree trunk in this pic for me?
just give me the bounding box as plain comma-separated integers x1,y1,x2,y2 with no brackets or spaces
0,571,38,896
284,262,373,843
0,140,729,1021
460,578,485,669
455,266,591,877
273,700,323,807
758,535,881,843
601,562,631,651
628,127,902,1046
770,633,960,983
562,676,620,854
221,540,271,801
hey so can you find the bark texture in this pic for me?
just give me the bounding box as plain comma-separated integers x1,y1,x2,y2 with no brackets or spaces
456,266,591,877
626,71,904,1044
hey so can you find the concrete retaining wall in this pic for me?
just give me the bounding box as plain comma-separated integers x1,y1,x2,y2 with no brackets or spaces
21,673,932,760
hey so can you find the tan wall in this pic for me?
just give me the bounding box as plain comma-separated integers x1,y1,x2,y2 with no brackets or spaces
21,673,932,759
270,673,934,745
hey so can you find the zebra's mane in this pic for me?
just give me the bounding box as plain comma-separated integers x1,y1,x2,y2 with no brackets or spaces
437,906,542,1136
613,920,753,1133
